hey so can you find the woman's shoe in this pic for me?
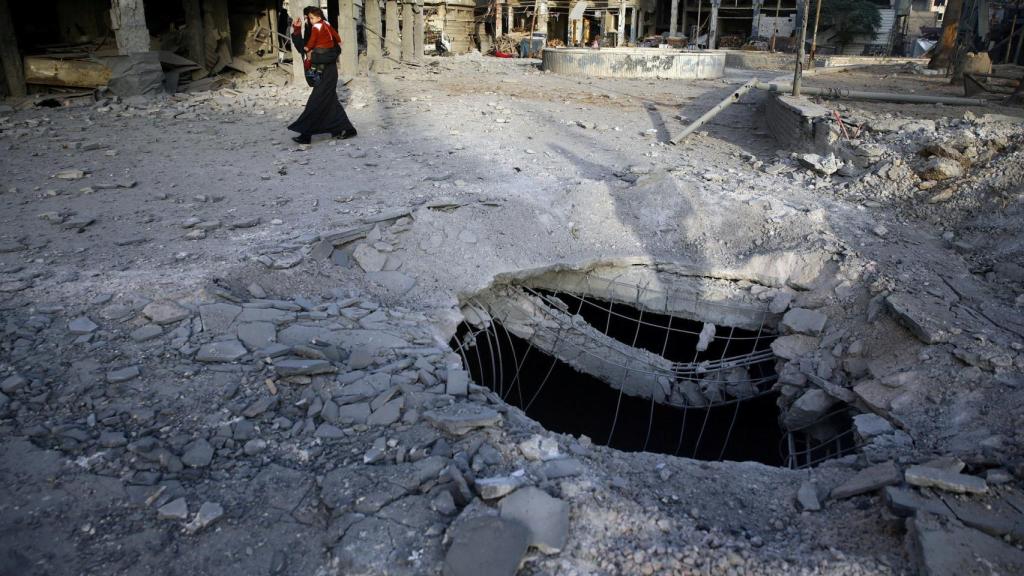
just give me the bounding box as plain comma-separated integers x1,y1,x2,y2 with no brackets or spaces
332,129,357,140
292,134,311,145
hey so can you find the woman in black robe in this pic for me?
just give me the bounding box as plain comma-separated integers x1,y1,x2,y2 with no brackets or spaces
288,8,357,144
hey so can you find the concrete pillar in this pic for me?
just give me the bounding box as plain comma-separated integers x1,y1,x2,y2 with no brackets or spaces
385,0,401,57
630,7,638,43
495,0,503,37
203,0,232,73
339,0,359,76
110,0,150,54
751,0,762,37
182,0,206,71
401,0,415,61
0,0,26,97
708,0,720,49
365,0,384,63
616,1,626,46
638,9,645,40
682,0,689,39
670,0,680,36
413,0,425,60
289,1,316,84
537,0,549,36
507,5,514,31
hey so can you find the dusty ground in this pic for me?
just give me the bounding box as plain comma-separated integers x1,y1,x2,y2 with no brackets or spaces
1,56,1023,575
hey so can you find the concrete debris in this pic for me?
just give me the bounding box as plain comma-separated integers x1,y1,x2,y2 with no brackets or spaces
908,512,1024,576
853,413,893,439
157,497,189,520
68,316,99,334
185,502,224,534
443,516,530,576
796,481,822,511
499,487,570,555
475,475,523,500
424,404,502,435
518,435,560,461
918,157,963,181
797,153,842,176
142,301,192,325
904,465,988,495
195,340,247,363
781,308,828,336
784,389,836,430
831,461,903,499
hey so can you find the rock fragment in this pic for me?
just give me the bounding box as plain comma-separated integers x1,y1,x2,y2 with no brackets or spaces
185,502,224,534
195,340,247,363
831,461,903,499
68,316,99,334
443,516,529,576
142,301,191,325
424,404,501,435
157,497,189,520
905,465,988,495
499,487,569,555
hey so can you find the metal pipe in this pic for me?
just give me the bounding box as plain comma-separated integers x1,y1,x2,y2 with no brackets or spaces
671,78,759,144
754,81,991,105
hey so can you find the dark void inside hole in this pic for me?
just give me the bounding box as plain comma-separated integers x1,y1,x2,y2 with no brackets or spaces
452,320,787,466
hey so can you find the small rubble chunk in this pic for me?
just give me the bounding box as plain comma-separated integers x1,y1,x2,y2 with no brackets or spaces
475,475,523,500
68,316,99,334
185,502,224,534
274,358,335,376
424,404,502,435
784,389,836,430
770,335,819,360
181,439,214,468
781,308,828,336
499,487,569,555
518,435,560,462
905,465,988,495
107,366,140,383
853,413,893,439
195,340,247,363
918,156,963,181
445,367,469,396
157,497,189,520
831,461,902,499
142,301,192,325
797,481,821,511
353,244,387,272
443,516,529,576
908,512,1024,576
130,324,163,342
797,153,841,176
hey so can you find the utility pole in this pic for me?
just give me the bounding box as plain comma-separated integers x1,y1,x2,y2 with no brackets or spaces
792,0,810,95
809,0,822,67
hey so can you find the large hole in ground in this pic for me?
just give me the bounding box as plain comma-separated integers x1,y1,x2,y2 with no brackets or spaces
452,284,859,467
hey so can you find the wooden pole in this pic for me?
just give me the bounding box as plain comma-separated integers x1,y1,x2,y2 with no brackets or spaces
0,0,26,97
809,0,822,67
1006,13,1018,63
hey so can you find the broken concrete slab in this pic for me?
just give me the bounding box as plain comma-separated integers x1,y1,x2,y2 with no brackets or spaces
831,461,902,499
475,476,523,500
885,294,955,345
443,516,529,576
781,308,828,336
797,481,822,511
784,389,837,430
199,302,242,333
907,512,1024,576
68,316,99,334
445,368,469,396
195,340,247,363
236,321,276,350
853,413,893,439
353,244,387,272
185,501,224,534
905,465,988,495
273,358,336,376
142,301,192,325
499,487,569,555
884,486,953,518
424,404,502,435
770,334,820,360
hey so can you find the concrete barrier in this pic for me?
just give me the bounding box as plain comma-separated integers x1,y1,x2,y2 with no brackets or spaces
763,93,839,152
542,48,726,80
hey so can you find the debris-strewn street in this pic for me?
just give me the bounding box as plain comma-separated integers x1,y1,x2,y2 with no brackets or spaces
3,15,1024,575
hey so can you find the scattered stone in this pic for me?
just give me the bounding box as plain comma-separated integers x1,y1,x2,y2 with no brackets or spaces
831,461,903,499
199,303,242,333
246,283,267,299
185,502,224,534
367,397,403,426
499,487,569,555
315,423,346,439
905,465,988,495
107,365,140,383
446,368,469,396
541,458,584,479
443,516,529,576
130,324,163,342
1,374,28,394
54,169,86,180
353,244,387,272
908,511,1024,576
853,413,893,439
424,404,502,435
797,481,821,511
918,156,963,181
476,475,523,500
768,291,794,314
518,435,560,462
781,308,828,336
365,271,416,296
237,322,276,350
784,389,837,430
273,358,335,376
98,431,127,448
884,486,952,518
181,438,214,468
797,153,841,176
142,301,191,325
348,347,374,369
243,439,268,456
770,335,819,360
157,498,189,520
195,340,247,363
986,469,1013,485
68,316,99,334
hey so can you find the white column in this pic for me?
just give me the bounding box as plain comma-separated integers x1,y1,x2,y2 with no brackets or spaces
110,0,150,54
630,7,638,43
669,0,680,37
616,0,626,46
